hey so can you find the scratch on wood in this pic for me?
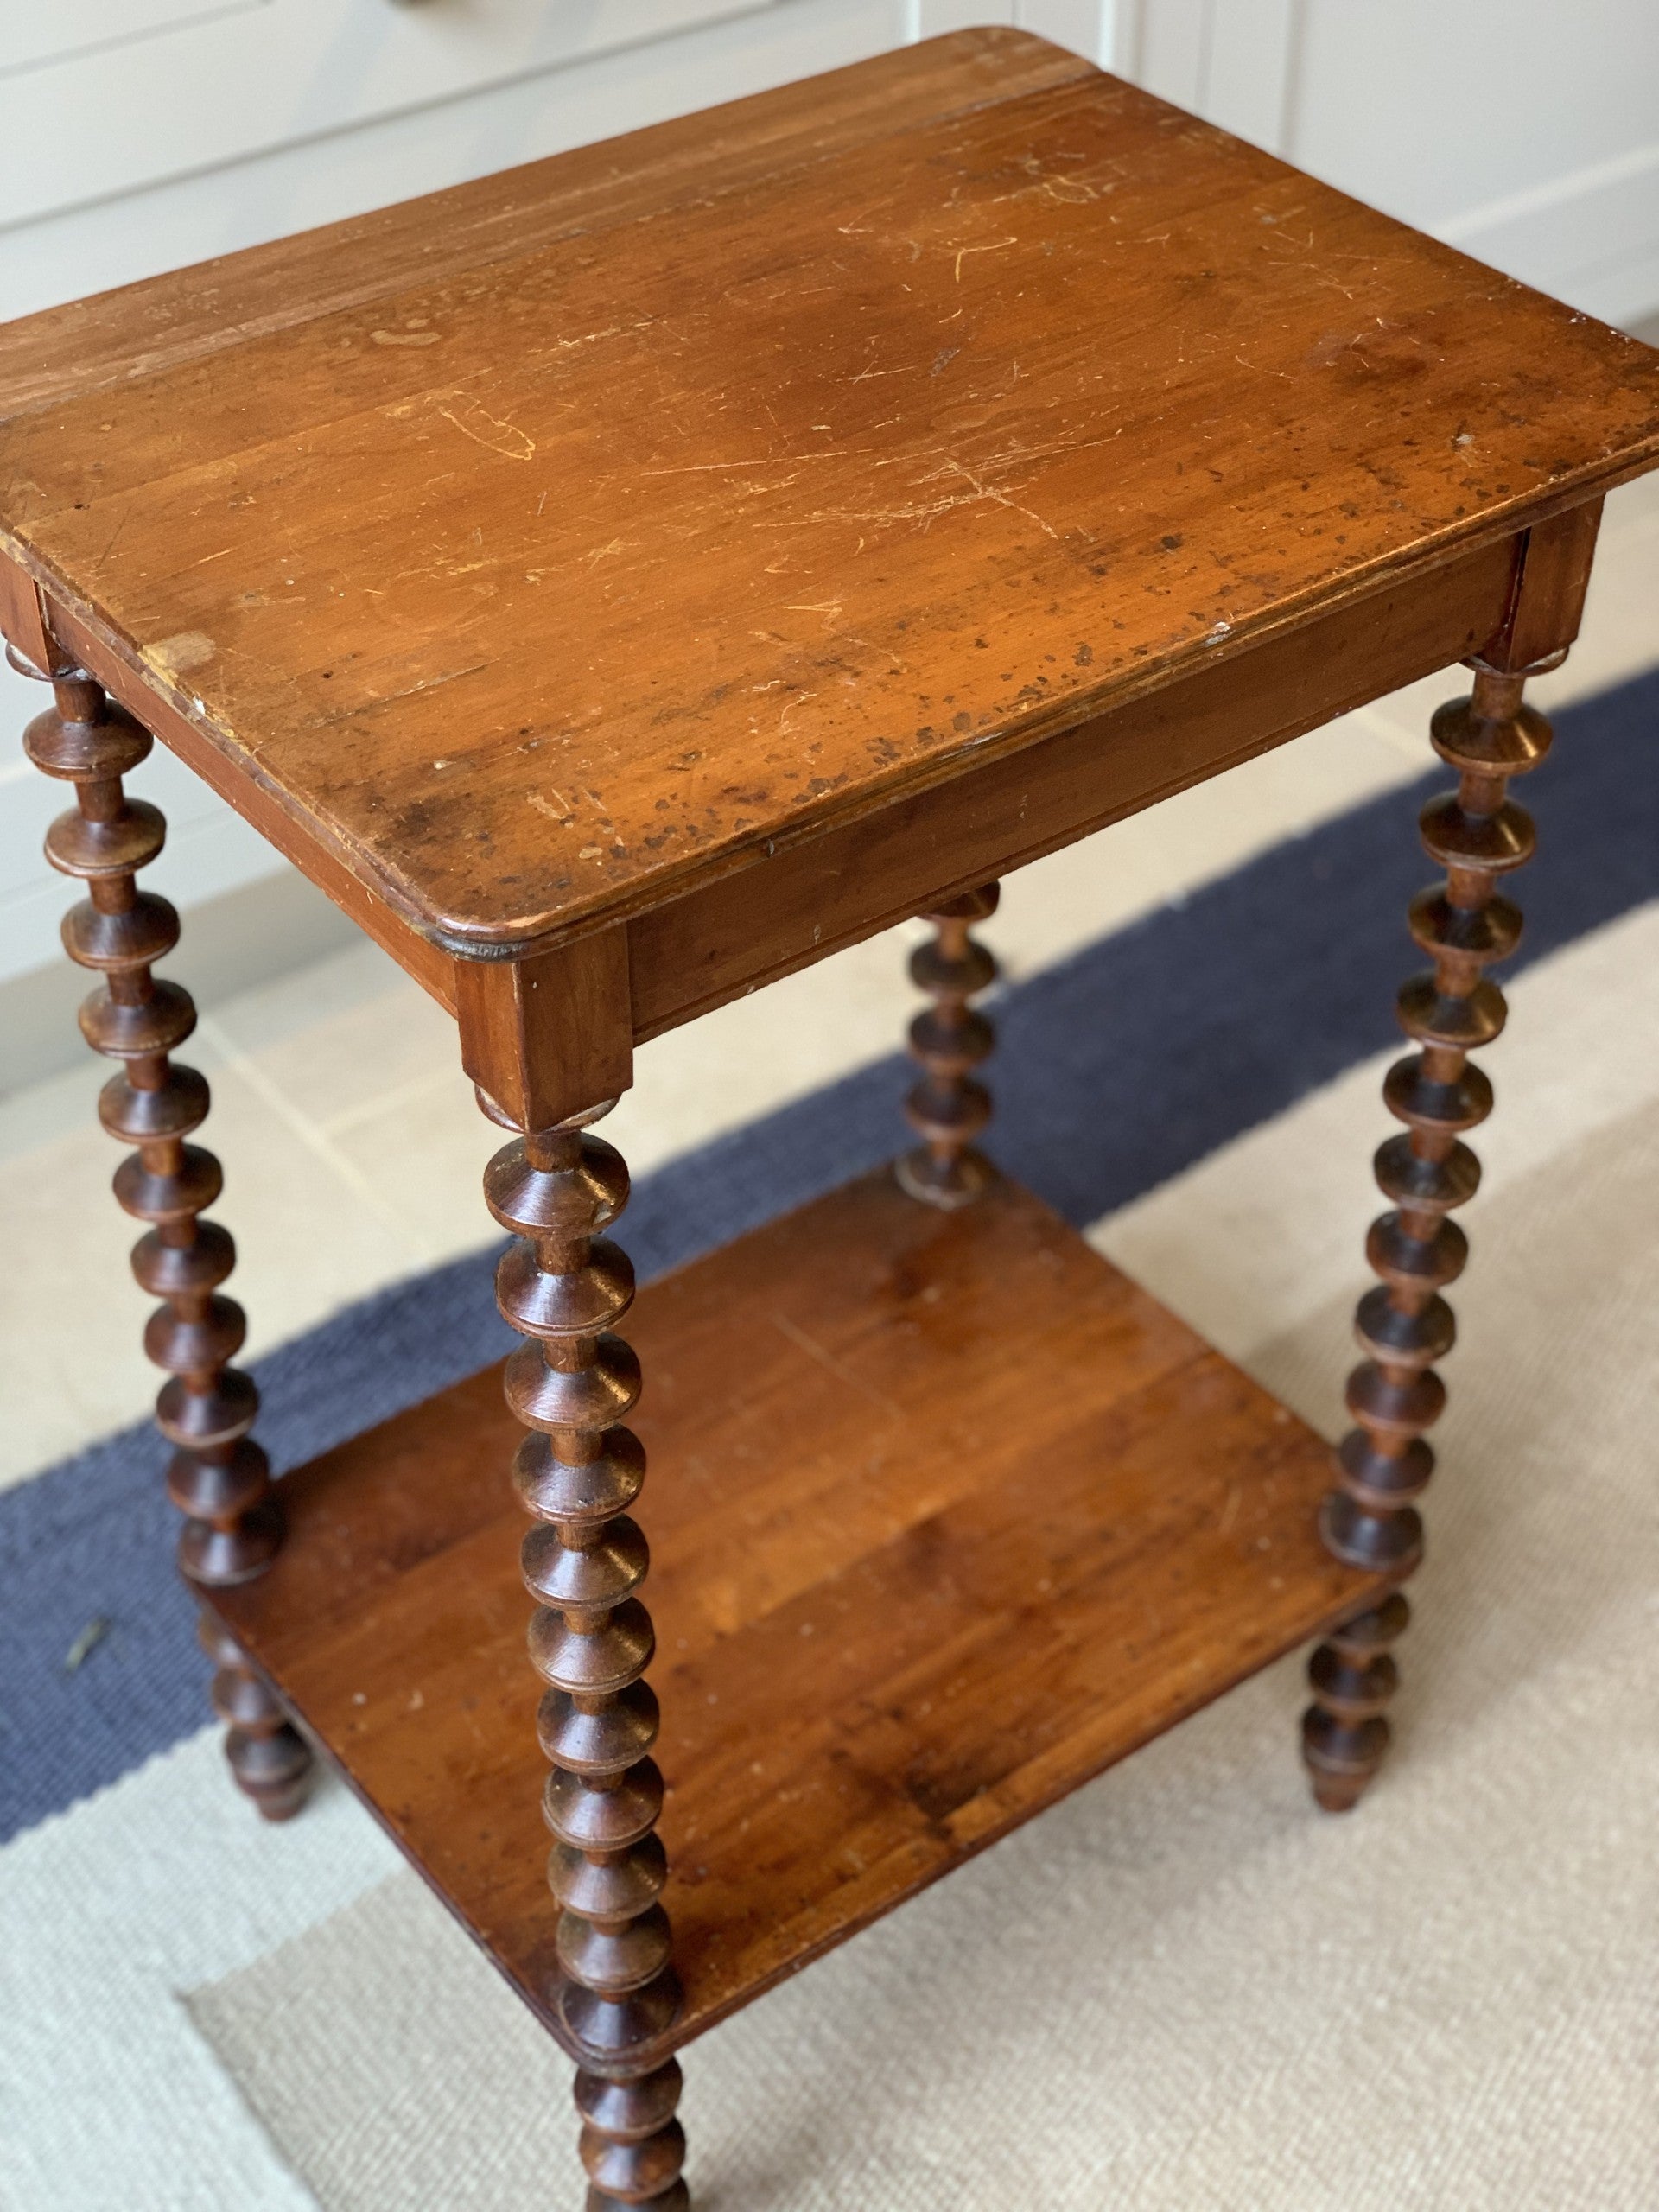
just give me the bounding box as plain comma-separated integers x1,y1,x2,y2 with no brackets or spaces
770,1311,901,1416
757,442,1070,541
340,663,489,715
640,454,849,476
434,393,536,461
953,238,1019,282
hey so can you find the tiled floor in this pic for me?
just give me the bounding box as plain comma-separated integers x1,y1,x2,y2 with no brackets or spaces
5,470,1657,1487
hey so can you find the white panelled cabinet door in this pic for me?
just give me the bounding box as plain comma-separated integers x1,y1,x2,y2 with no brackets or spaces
0,0,786,227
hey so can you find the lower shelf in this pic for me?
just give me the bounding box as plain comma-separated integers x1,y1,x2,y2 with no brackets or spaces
207,1166,1387,2063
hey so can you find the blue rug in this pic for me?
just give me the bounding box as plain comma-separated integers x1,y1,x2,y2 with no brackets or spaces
3,666,1656,1842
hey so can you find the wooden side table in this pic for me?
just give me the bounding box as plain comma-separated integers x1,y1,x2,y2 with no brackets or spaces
6,30,1656,2206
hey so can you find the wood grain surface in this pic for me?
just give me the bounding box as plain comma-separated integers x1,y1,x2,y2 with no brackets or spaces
208,1168,1389,2064
3,32,1656,959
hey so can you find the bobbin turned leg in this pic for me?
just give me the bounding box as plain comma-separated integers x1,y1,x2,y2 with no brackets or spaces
1303,650,1560,1812
478,1085,688,2212
18,652,313,1821
895,881,1001,1209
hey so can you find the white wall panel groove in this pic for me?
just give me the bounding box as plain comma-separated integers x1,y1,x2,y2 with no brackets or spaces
4,0,273,79
1122,0,1659,320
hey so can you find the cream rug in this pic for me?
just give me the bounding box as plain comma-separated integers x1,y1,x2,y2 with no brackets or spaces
179,906,1659,2212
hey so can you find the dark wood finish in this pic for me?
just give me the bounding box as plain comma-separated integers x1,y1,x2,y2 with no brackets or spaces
9,32,1657,2202
0,33,1089,416
0,559,67,677
1,38,1655,969
16,652,311,1820
621,531,1523,1041
480,1088,687,2197
0,501,1583,1065
207,1168,1389,2062
458,934,633,1135
1303,502,1599,1811
1304,639,1569,1811
14,510,1526,1048
576,2061,688,2212
896,882,1000,1209
23,597,462,1013
1482,499,1604,675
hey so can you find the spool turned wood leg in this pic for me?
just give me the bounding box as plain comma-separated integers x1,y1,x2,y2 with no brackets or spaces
479,1088,689,2212
895,881,1001,1209
1304,652,1560,1811
18,651,313,1821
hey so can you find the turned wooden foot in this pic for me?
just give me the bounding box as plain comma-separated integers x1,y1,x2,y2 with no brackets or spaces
1302,1593,1410,1810
20,651,315,1819
479,1086,690,2207
577,2061,690,2210
1304,652,1560,1810
895,881,1000,1210
200,1616,315,1821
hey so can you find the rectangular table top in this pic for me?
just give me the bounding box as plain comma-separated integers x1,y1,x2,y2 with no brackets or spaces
3,28,1656,958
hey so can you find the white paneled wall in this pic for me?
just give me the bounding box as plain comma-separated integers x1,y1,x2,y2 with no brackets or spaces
0,2,1116,321
2,0,1654,1042
1120,0,1659,323
1121,0,1299,148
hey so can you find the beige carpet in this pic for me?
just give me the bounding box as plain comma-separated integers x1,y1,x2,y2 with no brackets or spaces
185,912,1659,2212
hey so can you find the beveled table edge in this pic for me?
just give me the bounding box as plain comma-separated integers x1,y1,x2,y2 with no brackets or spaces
3,458,1650,964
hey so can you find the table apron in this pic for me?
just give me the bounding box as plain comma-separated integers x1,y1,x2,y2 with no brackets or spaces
624,529,1522,1043
5,522,1529,1067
